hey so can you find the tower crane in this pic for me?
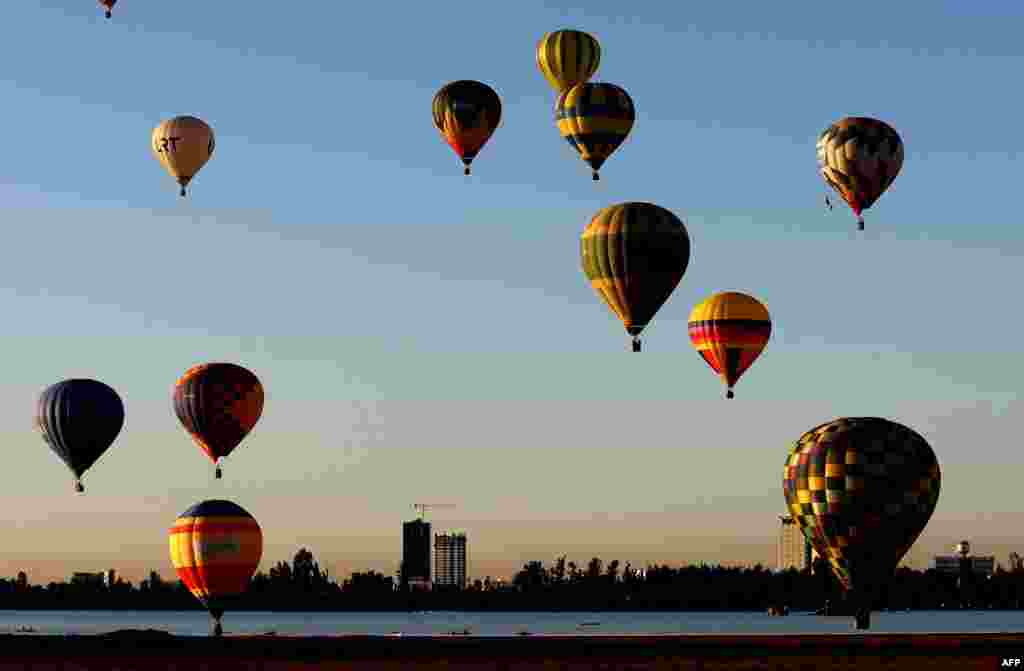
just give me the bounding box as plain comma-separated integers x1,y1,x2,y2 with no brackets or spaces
413,503,456,520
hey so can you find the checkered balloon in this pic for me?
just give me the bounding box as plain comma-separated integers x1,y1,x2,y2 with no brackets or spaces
782,417,940,595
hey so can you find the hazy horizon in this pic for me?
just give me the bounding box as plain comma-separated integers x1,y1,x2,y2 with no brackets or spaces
3,4,1024,586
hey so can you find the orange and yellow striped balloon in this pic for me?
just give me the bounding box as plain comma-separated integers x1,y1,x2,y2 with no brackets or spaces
688,292,771,399
580,202,690,351
168,499,262,635
151,116,215,197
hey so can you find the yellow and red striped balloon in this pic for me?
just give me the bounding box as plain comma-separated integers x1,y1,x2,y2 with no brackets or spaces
168,499,262,636
688,292,771,399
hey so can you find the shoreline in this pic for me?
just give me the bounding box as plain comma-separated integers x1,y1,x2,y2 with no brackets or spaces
0,632,1019,669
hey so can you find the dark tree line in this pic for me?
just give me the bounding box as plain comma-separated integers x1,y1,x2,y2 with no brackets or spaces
2,550,1022,611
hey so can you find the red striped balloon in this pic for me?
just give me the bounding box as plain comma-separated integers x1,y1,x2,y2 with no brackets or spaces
168,499,262,636
688,292,771,399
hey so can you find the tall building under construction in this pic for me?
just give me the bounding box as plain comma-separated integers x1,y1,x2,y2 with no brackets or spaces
402,519,432,589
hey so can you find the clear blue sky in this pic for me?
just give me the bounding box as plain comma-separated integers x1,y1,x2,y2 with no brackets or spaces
0,2,1022,582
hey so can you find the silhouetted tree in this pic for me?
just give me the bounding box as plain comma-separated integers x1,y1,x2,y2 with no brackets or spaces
6,550,1024,613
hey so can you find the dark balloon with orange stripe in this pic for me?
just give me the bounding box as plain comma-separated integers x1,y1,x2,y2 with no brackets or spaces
173,363,264,480
168,499,262,636
688,292,771,399
99,0,116,19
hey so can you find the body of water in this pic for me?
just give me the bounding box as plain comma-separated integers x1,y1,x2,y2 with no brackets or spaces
0,610,1022,637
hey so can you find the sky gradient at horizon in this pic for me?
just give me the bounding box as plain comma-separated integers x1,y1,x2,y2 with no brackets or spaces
1,2,1023,583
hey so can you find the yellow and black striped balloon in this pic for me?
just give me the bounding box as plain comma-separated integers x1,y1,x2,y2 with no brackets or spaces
816,117,903,230
536,29,601,94
688,292,771,399
782,417,940,623
432,81,502,176
151,116,215,197
556,83,635,180
580,202,690,351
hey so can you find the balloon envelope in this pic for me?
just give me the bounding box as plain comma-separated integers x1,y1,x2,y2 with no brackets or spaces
35,379,125,489
151,116,215,196
556,83,634,179
816,117,903,224
173,363,263,468
782,417,940,599
536,29,601,93
580,202,690,338
688,292,771,397
432,80,502,174
169,499,262,620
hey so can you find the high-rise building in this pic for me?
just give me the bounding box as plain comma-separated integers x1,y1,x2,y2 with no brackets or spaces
402,519,432,589
434,532,467,589
777,514,813,571
931,541,996,577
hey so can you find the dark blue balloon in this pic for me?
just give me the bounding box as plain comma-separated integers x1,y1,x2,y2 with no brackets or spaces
35,379,125,492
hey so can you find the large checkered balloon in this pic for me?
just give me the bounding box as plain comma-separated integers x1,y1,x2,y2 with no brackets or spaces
782,417,940,595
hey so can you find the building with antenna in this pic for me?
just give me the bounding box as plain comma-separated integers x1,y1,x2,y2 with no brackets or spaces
777,514,814,571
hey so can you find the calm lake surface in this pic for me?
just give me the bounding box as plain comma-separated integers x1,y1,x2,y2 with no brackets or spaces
1,610,1023,636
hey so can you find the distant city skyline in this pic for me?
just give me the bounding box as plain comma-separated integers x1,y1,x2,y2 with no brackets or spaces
3,4,1024,585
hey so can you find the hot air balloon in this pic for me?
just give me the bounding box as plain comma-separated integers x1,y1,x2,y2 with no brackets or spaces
169,500,262,636
580,202,690,352
536,29,601,94
173,363,263,480
151,116,215,197
556,83,634,180
782,417,940,630
99,0,116,19
432,81,502,176
688,292,771,399
816,117,903,230
35,379,125,493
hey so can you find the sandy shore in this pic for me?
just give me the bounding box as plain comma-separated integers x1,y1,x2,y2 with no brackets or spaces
0,632,1020,669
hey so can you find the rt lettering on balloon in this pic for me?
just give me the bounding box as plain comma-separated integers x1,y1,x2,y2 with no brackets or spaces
156,137,183,153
